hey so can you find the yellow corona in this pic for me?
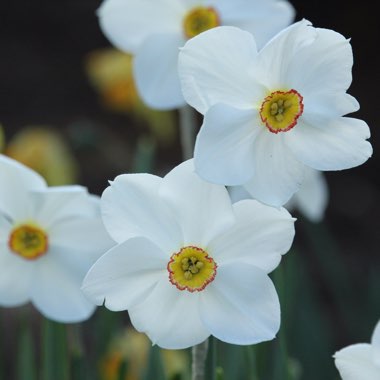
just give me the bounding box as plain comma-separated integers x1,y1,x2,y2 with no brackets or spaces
260,89,304,133
168,246,217,292
8,223,48,260
183,6,220,39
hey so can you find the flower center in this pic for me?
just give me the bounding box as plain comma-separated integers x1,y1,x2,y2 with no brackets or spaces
259,89,304,133
8,223,48,260
183,6,220,39
167,246,217,292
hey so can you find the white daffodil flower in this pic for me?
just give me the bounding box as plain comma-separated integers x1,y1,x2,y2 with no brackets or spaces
0,155,114,323
334,320,380,380
82,160,295,349
178,20,373,207
97,0,295,110
229,168,328,223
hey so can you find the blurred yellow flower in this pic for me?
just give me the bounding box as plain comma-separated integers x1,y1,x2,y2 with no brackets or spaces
84,48,177,147
4,126,79,185
85,48,139,113
0,125,5,151
100,327,189,380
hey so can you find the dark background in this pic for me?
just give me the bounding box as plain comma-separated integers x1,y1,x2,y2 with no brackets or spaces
0,1,379,379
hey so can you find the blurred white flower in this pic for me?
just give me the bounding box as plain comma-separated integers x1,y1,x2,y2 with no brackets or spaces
97,0,295,110
334,320,380,380
178,21,372,207
284,168,328,222
82,160,295,349
0,155,114,323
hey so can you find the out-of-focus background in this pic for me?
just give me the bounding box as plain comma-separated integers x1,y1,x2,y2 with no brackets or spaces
0,1,379,379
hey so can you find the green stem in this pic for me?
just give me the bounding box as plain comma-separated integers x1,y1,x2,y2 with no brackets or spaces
192,339,209,380
178,105,197,160
67,324,86,380
0,311,4,380
17,309,37,380
273,266,290,380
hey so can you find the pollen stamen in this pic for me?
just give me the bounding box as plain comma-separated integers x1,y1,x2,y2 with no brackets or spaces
168,246,217,292
9,223,48,260
183,7,220,39
260,89,304,133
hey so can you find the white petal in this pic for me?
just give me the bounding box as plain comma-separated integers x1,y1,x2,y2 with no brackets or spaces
0,154,46,221
134,33,186,110
159,160,235,247
129,277,209,349
178,26,262,114
0,214,12,243
334,344,380,380
253,19,317,88
216,0,295,49
371,321,380,368
101,173,182,253
228,185,251,204
208,199,295,273
288,27,354,96
82,237,167,311
286,168,328,222
200,262,280,345
49,217,114,264
31,254,96,323
243,131,305,207
303,93,359,122
29,186,98,227
194,104,260,185
97,0,183,53
285,117,372,171
0,245,34,306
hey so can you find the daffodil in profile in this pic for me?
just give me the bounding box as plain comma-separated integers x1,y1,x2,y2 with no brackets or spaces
82,160,295,349
285,168,328,222
178,20,372,207
97,0,295,110
0,155,113,322
334,320,380,379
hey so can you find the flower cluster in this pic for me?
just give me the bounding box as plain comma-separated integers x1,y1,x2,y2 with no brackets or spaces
97,0,295,109
0,0,375,378
88,1,374,373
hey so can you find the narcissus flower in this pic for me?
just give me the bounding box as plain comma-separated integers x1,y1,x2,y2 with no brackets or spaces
334,320,380,379
82,160,295,349
178,21,373,207
97,0,295,110
0,155,113,322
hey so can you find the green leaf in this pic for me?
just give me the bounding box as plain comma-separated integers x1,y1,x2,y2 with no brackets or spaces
17,321,37,380
132,135,156,174
142,345,166,380
205,337,217,380
41,318,69,380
